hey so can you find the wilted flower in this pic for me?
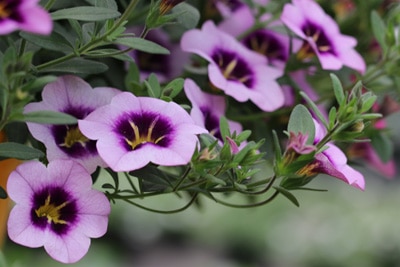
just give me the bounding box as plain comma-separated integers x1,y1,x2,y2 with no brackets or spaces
0,0,52,35
181,20,284,111
78,92,207,172
281,0,366,73
159,0,185,15
24,75,121,173
7,160,110,263
297,119,365,190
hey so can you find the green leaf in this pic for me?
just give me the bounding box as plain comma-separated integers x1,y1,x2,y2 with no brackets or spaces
51,6,121,21
12,111,78,125
371,132,393,163
0,186,7,199
371,11,388,54
273,186,299,207
114,37,170,55
172,3,200,29
162,78,184,98
330,73,345,106
144,73,162,98
219,116,230,141
287,104,315,145
299,91,329,129
0,142,44,160
86,0,118,10
41,58,108,74
20,32,73,52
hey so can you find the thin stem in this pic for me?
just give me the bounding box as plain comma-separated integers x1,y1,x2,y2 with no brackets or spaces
124,172,139,194
212,190,280,208
172,166,191,191
35,0,141,71
119,193,198,214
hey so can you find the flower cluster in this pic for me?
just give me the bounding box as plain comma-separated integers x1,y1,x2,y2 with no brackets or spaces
0,0,399,264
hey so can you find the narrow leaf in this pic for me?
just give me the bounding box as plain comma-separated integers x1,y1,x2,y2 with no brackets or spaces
13,111,77,125
0,142,44,160
274,186,300,207
371,11,388,54
115,37,170,54
20,32,73,52
41,58,108,74
51,6,120,21
330,73,345,106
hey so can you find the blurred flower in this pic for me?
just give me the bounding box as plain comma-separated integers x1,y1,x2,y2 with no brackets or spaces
348,142,396,179
7,160,110,263
122,27,189,83
0,0,52,35
218,4,299,69
297,119,365,190
184,78,242,142
78,92,207,172
213,0,246,18
24,75,121,174
281,0,366,73
181,20,284,111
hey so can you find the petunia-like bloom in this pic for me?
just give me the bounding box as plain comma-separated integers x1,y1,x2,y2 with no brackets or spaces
297,119,365,190
184,78,242,142
280,0,366,73
78,92,207,172
7,160,110,263
0,0,53,35
24,75,121,174
181,20,284,111
218,3,299,69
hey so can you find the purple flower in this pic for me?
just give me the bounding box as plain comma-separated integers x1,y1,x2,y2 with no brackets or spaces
122,27,189,83
348,142,396,179
280,0,366,73
298,119,365,190
0,0,52,35
24,75,121,174
218,4,300,69
7,160,110,263
181,20,284,111
78,92,207,172
286,132,316,155
184,78,242,142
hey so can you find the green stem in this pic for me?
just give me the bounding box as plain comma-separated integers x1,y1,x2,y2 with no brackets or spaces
212,190,280,208
119,193,198,214
172,166,191,191
35,0,141,71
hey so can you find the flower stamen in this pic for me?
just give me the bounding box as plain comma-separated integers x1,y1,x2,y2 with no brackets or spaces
35,195,69,225
0,2,11,19
59,126,89,148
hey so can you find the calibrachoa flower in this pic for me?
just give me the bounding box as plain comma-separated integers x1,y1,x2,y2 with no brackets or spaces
0,0,53,35
297,119,365,190
181,20,284,111
78,92,207,172
7,160,110,263
184,78,242,142
122,27,189,83
280,0,366,73
218,3,298,69
24,75,121,174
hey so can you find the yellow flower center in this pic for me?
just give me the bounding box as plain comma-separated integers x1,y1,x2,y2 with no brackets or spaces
125,117,166,150
60,126,89,148
35,195,69,225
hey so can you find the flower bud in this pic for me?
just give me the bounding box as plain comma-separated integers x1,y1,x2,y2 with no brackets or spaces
159,0,185,15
